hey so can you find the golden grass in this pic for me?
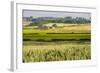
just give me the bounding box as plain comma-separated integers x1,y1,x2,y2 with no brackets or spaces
63,25,91,31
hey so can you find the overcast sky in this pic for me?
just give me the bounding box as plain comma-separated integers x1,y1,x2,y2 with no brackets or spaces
23,10,91,19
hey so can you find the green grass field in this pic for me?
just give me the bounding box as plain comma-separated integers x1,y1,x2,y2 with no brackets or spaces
23,23,91,63
23,33,90,41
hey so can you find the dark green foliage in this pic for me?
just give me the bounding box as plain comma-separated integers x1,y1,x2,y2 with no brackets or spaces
52,24,57,27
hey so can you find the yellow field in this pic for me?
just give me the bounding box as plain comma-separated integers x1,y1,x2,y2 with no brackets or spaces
63,24,90,31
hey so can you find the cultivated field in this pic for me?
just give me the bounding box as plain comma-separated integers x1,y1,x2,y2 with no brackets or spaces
23,23,91,63
23,41,91,62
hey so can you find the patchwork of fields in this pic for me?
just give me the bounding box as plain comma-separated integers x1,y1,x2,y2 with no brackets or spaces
23,23,91,63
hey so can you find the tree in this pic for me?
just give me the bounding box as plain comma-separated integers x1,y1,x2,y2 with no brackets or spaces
52,24,57,27
29,16,33,21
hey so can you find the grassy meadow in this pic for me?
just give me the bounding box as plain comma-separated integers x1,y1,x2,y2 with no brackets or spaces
23,23,91,63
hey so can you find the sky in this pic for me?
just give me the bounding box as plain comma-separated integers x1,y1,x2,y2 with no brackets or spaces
23,10,91,19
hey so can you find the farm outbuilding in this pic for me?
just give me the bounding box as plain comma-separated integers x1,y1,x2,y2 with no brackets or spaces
38,26,56,29
38,26,49,29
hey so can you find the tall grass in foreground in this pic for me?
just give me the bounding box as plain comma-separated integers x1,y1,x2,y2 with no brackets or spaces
23,43,91,63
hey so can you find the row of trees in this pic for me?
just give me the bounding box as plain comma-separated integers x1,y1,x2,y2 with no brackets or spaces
24,16,91,26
